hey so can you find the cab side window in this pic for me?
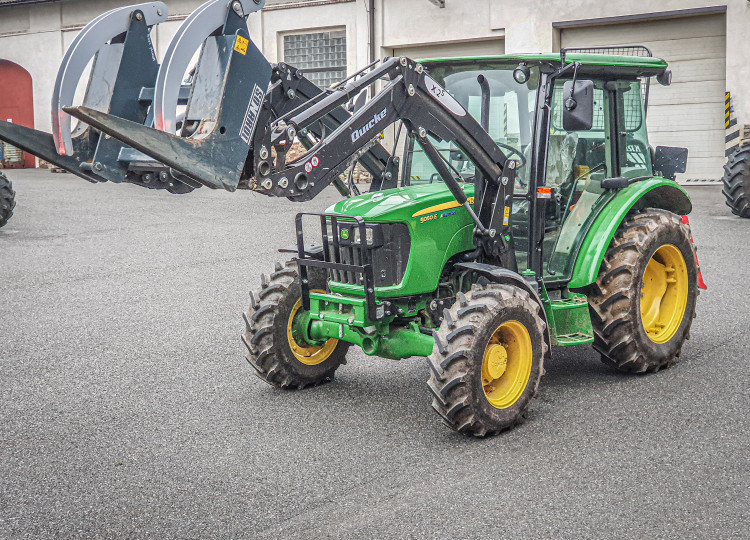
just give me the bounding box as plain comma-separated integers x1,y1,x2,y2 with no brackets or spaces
617,80,652,178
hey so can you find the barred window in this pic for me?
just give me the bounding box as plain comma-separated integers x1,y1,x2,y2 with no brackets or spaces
283,30,346,89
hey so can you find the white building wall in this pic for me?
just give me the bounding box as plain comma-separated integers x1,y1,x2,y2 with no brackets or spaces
0,0,748,148
376,0,750,125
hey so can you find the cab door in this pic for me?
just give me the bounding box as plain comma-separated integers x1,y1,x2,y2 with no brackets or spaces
541,78,650,282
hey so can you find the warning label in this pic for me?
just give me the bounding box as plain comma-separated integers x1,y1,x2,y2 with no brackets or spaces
234,35,249,55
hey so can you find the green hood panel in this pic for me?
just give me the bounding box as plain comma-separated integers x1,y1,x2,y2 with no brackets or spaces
326,182,477,298
328,182,474,222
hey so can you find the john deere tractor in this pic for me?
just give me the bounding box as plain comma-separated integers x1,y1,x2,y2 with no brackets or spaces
0,0,705,436
241,52,705,436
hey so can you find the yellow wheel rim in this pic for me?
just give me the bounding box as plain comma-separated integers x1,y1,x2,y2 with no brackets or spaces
481,320,533,409
640,244,689,344
286,289,339,366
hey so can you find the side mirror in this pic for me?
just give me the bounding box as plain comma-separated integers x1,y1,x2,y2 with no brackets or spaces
562,79,594,131
653,146,688,180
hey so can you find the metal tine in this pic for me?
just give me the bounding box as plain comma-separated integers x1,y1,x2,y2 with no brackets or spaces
52,2,168,155
152,0,266,134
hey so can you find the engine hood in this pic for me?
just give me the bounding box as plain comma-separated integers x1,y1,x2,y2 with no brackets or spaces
328,182,475,223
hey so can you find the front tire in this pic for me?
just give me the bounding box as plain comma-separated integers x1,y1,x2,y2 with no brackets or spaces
427,285,547,437
0,171,16,228
243,260,349,389
586,209,698,373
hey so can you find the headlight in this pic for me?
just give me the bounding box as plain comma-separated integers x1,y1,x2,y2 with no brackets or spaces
339,223,383,247
351,226,374,246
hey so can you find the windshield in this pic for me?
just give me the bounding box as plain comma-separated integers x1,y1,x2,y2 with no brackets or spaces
405,62,540,191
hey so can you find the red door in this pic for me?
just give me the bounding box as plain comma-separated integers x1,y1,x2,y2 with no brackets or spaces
0,60,35,168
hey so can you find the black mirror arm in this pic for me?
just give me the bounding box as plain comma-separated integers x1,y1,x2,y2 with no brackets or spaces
545,60,579,107
564,63,581,111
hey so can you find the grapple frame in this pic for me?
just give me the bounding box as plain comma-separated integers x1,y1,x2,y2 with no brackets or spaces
0,0,393,196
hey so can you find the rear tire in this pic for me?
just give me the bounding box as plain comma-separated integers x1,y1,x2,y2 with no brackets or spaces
586,209,698,373
243,260,349,389
0,171,16,228
427,284,547,437
722,146,750,218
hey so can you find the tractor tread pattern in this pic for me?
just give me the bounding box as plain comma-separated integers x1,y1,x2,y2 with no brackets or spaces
722,145,750,218
426,284,547,438
0,172,16,228
242,260,348,389
585,208,698,374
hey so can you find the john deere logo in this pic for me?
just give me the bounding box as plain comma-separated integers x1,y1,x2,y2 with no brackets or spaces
341,229,349,240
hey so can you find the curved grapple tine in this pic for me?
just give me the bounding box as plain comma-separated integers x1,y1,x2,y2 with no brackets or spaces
52,2,168,156
153,0,266,134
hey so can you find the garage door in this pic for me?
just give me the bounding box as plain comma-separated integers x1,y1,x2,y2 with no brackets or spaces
561,14,727,182
0,60,35,168
392,38,505,61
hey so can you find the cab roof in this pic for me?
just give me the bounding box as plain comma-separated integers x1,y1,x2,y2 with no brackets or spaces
420,53,668,78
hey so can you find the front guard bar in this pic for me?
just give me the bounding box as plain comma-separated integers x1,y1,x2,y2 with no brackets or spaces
295,212,393,322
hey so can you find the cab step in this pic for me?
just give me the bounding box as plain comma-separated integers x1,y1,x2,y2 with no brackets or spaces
549,294,594,346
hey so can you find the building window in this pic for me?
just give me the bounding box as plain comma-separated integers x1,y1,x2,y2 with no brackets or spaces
283,30,346,89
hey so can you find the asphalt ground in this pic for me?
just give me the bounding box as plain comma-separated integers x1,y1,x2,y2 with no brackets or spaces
1,170,748,539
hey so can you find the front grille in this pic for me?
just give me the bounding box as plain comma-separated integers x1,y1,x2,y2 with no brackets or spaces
326,222,410,287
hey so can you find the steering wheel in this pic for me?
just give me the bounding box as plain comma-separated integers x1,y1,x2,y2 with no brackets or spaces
495,142,527,169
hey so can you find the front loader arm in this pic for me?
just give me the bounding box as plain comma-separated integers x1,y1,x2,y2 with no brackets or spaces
250,63,394,193
255,57,519,267
258,57,509,199
67,54,519,265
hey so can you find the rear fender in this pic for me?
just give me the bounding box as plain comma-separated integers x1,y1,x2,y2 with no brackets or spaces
568,178,692,289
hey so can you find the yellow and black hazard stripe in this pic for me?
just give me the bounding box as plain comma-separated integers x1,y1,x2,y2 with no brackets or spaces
725,91,741,157
503,103,508,137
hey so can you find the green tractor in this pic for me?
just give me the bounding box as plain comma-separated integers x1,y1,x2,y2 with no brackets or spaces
0,0,706,437
244,52,706,436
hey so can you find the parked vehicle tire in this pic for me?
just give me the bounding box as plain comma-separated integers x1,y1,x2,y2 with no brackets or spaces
243,260,349,389
587,209,698,373
722,145,750,218
0,171,16,228
427,284,547,437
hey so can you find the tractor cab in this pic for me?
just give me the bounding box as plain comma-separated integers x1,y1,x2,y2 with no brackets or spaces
403,53,667,285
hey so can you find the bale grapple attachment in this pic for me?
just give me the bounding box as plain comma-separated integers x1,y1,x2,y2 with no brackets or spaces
0,0,392,196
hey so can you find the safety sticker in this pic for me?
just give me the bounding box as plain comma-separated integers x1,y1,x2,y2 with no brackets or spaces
234,35,249,55
311,156,319,167
304,162,313,173
502,205,510,226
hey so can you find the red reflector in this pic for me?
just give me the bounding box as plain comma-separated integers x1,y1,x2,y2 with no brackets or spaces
681,215,707,290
